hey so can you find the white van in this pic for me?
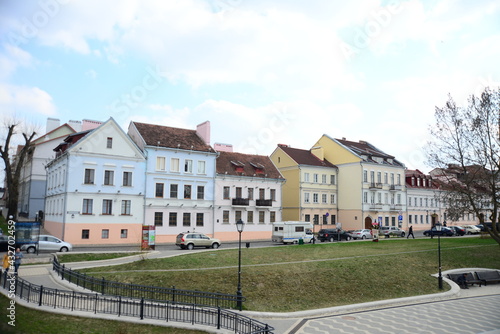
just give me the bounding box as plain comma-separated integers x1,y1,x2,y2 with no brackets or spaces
272,221,314,244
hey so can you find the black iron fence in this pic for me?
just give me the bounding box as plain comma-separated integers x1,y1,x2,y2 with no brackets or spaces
52,257,244,310
0,271,273,334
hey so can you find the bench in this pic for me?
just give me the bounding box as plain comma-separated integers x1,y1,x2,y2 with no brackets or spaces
476,271,500,285
447,273,482,287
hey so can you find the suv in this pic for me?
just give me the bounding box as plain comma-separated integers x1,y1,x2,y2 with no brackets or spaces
176,232,221,250
318,229,352,242
379,226,405,237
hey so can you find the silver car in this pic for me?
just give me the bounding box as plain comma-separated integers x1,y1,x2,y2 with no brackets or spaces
351,229,372,240
20,235,73,253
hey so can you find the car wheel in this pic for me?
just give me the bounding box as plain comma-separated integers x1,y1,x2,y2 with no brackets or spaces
467,232,471,235
212,243,220,249
424,232,429,237
361,235,366,240
60,247,69,252
346,236,351,241
401,232,405,237
187,243,194,250
27,246,36,254
329,237,334,242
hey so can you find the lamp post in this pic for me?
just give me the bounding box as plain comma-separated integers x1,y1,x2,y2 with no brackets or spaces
236,219,245,311
435,222,443,290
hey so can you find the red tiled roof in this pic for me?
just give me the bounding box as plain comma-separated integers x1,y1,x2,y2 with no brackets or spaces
216,151,283,179
132,122,213,152
279,146,337,168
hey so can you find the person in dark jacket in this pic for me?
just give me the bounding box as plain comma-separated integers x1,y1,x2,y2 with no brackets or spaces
407,225,415,239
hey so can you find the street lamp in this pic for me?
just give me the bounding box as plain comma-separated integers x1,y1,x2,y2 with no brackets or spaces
435,222,443,290
236,219,245,311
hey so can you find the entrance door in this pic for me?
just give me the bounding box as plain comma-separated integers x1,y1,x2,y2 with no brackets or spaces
364,217,372,229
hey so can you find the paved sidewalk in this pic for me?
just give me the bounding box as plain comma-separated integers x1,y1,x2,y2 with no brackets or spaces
9,255,500,334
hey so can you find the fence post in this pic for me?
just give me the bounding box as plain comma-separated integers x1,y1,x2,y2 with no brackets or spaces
94,293,98,314
217,306,221,330
101,277,105,295
54,289,58,309
118,296,121,317
61,264,65,281
2,271,6,289
71,291,75,311
140,297,144,320
38,285,44,306
172,286,176,304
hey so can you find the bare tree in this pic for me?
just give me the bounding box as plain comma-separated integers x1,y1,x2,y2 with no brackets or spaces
0,120,37,219
427,87,500,245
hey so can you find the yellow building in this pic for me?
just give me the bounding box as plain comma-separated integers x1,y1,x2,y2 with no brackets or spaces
312,135,407,231
270,144,338,231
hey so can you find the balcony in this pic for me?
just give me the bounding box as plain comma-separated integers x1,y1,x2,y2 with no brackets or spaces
389,185,403,191
369,183,383,189
256,199,273,206
232,198,249,206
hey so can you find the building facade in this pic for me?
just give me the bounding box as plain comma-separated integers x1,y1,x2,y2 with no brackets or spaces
44,118,146,245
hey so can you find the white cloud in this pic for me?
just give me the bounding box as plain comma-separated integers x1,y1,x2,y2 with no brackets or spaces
0,84,56,116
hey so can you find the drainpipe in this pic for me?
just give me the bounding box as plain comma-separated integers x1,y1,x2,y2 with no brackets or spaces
62,155,69,240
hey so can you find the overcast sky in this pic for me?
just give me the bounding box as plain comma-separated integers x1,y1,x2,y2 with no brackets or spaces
1,0,499,173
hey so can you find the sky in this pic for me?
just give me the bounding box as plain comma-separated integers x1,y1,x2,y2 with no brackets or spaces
1,0,499,174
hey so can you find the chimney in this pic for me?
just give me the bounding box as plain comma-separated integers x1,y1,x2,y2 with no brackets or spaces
68,120,82,132
196,121,210,145
46,118,60,133
214,143,233,152
82,119,102,131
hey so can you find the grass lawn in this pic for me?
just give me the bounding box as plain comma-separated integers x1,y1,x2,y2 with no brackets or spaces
0,294,206,334
57,252,144,263
80,237,500,312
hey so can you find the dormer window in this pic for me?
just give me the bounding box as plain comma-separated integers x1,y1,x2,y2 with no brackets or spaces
231,160,245,173
250,162,265,174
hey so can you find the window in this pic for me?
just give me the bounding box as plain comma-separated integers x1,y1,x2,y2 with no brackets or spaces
314,214,319,224
409,197,412,206
184,185,191,199
270,211,276,223
196,213,204,226
259,211,265,224
247,211,253,223
377,172,381,183
409,215,412,224
170,184,178,198
84,169,95,184
170,158,179,172
304,193,310,203
270,189,276,201
183,213,191,226
198,160,206,174
82,199,93,214
390,173,395,185
120,229,128,238
331,215,336,224
121,200,131,215
102,199,112,215
330,194,335,204
370,192,375,204
323,215,328,224
197,186,204,200
397,174,401,185
154,212,163,226
155,183,164,198
378,193,382,203
330,175,336,185
259,188,265,199
235,210,242,221
397,194,401,205
101,229,109,239
235,187,242,198
322,194,327,204
363,192,368,203
304,173,310,182
384,172,388,184
104,170,114,185
363,170,368,182
313,193,319,203
223,186,230,199
322,174,327,183
156,157,166,171
223,210,229,223
82,229,89,239
169,212,177,226
370,171,375,182
248,188,253,200
184,159,193,173
313,174,318,183
106,137,113,148
123,172,132,186
305,214,310,222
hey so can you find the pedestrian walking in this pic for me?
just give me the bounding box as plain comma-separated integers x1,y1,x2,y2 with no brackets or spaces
14,248,23,274
2,253,10,274
407,225,415,239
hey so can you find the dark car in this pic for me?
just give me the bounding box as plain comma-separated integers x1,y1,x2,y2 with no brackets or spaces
0,235,9,252
448,226,465,236
318,229,352,242
423,227,454,237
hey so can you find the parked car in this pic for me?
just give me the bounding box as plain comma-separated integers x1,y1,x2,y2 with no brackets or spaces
379,226,406,237
351,229,372,240
0,235,10,252
476,224,485,232
448,226,465,236
20,235,73,253
461,225,481,235
423,227,454,237
318,229,352,242
175,232,221,250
